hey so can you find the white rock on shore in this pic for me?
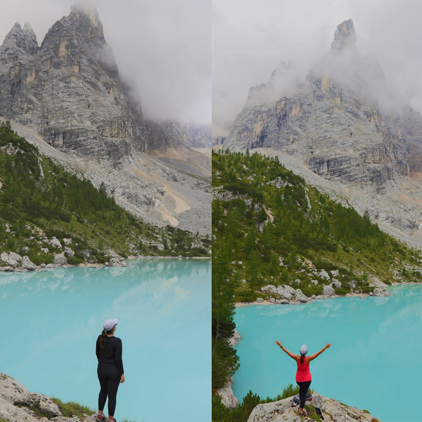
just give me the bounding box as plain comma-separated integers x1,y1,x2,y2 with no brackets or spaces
247,392,381,422
53,252,67,266
21,256,36,271
228,329,241,347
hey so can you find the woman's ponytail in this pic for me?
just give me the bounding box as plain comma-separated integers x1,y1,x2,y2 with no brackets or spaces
100,327,114,348
100,329,107,349
300,354,304,364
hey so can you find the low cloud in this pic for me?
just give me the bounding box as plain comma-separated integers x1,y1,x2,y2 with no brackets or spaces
213,0,422,134
0,0,211,125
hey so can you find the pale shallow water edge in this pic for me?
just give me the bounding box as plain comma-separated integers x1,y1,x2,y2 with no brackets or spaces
0,259,211,422
233,285,421,422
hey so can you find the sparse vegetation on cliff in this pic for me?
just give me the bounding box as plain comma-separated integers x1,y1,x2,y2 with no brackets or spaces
213,150,420,303
0,121,209,264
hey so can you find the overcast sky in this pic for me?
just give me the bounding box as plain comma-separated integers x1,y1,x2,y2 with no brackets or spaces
0,0,211,124
213,0,422,135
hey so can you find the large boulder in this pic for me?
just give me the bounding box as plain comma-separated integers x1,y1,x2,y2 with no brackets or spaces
64,247,75,258
319,269,330,280
294,289,309,302
109,257,128,267
49,237,62,249
21,256,37,271
53,253,67,266
9,252,22,263
332,279,342,289
0,252,19,267
14,393,61,418
261,285,277,293
373,287,391,297
276,285,293,300
323,285,335,296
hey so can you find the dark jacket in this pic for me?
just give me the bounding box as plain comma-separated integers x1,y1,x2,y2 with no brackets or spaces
96,335,124,375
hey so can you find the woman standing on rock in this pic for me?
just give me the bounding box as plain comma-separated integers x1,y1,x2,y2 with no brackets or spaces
95,319,125,422
275,340,331,416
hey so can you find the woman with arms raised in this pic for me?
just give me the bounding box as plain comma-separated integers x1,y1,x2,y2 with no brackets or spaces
276,340,331,416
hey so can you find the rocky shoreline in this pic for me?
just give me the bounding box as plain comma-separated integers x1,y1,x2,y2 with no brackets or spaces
235,280,391,307
0,249,211,274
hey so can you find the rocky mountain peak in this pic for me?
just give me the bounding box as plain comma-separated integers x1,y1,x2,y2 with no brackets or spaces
69,3,105,44
330,19,357,53
0,21,39,63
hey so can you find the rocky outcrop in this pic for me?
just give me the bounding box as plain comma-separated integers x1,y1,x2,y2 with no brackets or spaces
247,392,380,422
0,373,97,422
223,19,422,245
216,377,239,409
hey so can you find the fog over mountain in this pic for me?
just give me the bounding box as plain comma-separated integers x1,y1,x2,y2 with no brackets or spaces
213,0,422,135
0,0,211,125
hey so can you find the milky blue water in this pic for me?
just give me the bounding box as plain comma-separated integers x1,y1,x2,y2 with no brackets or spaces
233,286,422,422
0,259,211,422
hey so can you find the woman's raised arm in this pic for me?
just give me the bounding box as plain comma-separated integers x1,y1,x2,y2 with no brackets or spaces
276,340,299,361
308,343,331,362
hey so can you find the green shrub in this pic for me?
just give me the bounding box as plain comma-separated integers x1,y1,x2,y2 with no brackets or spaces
335,287,350,296
27,253,53,265
280,383,300,399
235,290,257,302
361,285,373,294
67,257,84,265
96,253,109,264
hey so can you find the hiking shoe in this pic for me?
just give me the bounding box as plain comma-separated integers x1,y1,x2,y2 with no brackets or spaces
299,409,307,416
95,414,106,421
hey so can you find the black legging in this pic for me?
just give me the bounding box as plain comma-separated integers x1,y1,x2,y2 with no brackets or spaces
98,366,120,416
297,380,311,408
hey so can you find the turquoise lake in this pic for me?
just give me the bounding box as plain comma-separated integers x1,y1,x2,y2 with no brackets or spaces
0,259,211,422
233,285,422,422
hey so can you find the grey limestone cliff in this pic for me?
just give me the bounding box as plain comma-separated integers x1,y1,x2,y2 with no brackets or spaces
223,19,422,245
0,5,211,234
0,4,147,162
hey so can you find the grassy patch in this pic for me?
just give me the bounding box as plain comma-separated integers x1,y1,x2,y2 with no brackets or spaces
303,404,323,422
50,397,95,417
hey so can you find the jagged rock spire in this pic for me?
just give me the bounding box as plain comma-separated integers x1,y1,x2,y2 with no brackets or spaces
69,3,105,43
0,21,39,64
330,19,357,53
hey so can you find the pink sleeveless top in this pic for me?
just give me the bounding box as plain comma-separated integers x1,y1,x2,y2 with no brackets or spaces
296,357,311,382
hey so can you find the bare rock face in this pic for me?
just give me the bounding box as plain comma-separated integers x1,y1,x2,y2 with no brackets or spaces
0,4,147,162
330,19,357,53
223,19,422,244
0,22,39,64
